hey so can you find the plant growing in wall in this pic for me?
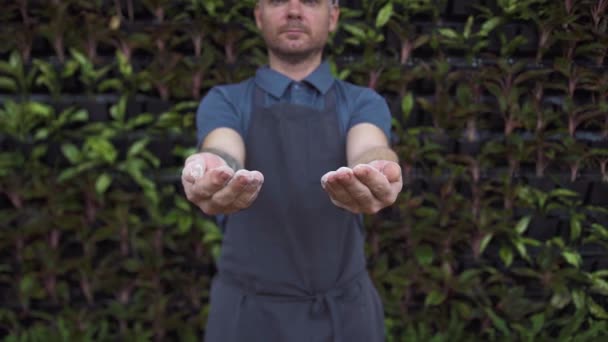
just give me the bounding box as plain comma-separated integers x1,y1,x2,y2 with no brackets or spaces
98,51,151,97
436,12,502,141
386,0,438,66
417,58,460,133
552,58,600,138
175,0,217,98
202,0,261,82
339,0,393,90
74,0,112,63
0,52,38,99
582,69,608,139
142,0,175,23
4,0,37,62
37,0,74,64
483,60,556,179
63,49,113,96
517,75,564,178
588,0,608,66
143,21,185,100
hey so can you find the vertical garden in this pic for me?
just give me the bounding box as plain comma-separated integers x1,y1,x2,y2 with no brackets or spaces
1,0,607,340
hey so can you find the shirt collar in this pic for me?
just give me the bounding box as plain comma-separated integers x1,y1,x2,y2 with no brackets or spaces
254,60,335,98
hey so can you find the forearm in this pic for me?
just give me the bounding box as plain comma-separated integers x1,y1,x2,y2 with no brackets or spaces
197,128,246,171
198,146,243,171
349,146,398,167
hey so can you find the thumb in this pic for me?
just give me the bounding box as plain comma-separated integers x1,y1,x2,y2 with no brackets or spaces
182,155,207,183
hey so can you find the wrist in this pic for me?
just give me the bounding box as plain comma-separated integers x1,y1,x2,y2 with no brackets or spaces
199,147,243,171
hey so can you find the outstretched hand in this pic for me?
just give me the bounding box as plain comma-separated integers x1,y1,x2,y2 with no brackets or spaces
181,153,264,215
321,160,402,214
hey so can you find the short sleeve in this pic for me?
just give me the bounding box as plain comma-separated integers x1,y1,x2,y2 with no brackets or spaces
348,89,392,140
196,87,243,148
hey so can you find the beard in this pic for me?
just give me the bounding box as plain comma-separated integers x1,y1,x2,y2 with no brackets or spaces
266,42,324,64
262,24,328,64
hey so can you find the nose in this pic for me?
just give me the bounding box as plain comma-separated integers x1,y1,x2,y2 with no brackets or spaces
287,0,302,19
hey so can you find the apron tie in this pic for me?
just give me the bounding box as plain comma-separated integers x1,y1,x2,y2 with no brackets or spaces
310,283,361,342
219,271,364,342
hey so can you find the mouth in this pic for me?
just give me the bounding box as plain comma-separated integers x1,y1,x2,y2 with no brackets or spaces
280,24,308,35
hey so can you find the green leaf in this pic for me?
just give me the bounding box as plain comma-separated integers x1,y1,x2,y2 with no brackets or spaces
515,215,532,234
479,233,493,255
513,238,529,261
530,313,544,335
463,16,474,39
550,288,571,309
26,102,53,118
178,215,193,234
414,244,434,266
0,77,17,92
500,245,513,267
571,289,585,309
19,274,35,294
479,17,502,37
485,308,510,336
549,188,579,198
85,137,118,164
342,24,367,40
401,92,414,121
375,2,393,28
70,109,89,122
570,214,582,241
95,173,112,195
175,196,192,212
590,276,608,295
61,143,81,164
34,128,49,140
424,289,446,306
589,297,608,319
127,139,150,157
438,28,459,39
562,250,581,268
110,96,127,122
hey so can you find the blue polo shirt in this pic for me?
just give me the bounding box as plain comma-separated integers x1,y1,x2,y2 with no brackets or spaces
196,61,392,148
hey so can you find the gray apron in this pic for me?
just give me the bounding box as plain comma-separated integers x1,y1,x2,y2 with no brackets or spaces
204,85,385,342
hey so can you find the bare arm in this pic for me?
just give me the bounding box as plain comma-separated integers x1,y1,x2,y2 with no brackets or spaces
198,128,245,170
347,123,398,166
182,128,264,215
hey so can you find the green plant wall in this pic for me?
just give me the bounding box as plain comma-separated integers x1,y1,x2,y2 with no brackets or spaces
1,0,607,340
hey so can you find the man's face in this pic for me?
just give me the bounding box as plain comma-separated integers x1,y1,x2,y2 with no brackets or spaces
255,0,340,61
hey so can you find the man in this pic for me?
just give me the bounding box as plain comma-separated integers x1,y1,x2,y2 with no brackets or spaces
181,0,402,341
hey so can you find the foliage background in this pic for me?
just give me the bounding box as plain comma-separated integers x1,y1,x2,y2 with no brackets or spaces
1,0,607,340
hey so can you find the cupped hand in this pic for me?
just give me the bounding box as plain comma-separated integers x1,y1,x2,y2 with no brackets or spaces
321,160,402,214
181,152,264,215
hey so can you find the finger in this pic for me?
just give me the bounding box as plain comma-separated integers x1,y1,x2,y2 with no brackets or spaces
182,176,197,202
193,166,234,199
232,177,263,209
353,164,392,200
250,170,265,185
212,170,256,206
336,168,375,208
325,169,358,208
368,160,402,183
382,162,402,183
